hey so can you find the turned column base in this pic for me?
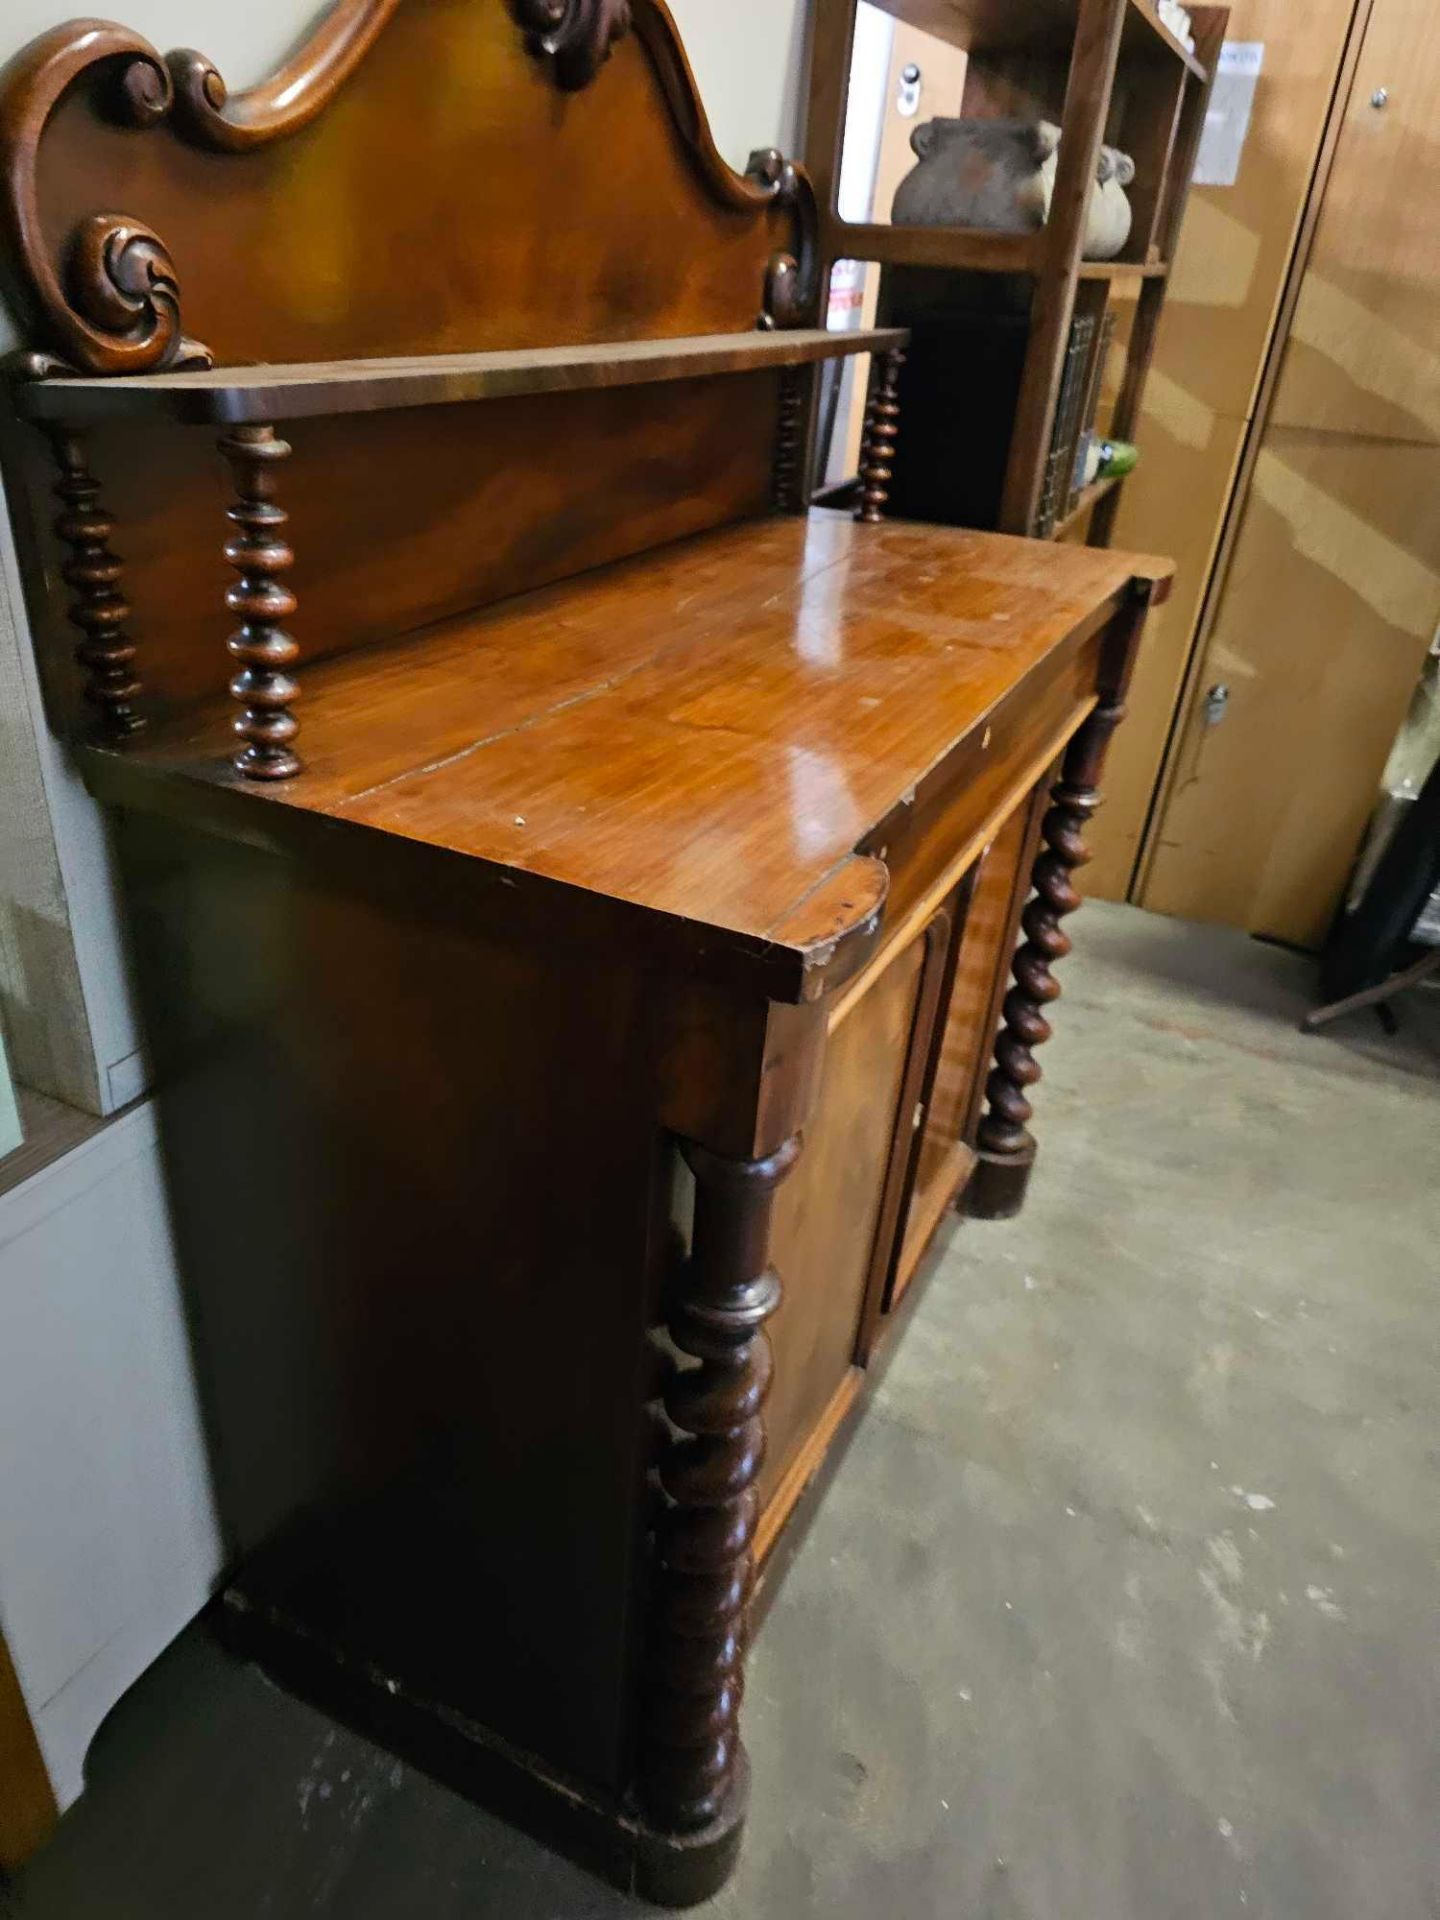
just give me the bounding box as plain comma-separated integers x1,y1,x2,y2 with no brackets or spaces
964,1142,1037,1221
633,1752,750,1908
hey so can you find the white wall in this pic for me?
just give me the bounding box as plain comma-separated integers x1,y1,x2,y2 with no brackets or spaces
0,1105,222,1809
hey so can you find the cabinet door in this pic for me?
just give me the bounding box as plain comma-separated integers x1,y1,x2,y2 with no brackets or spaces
759,918,935,1517
889,786,1045,1304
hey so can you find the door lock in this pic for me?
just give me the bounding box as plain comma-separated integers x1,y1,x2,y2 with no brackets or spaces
1202,682,1231,728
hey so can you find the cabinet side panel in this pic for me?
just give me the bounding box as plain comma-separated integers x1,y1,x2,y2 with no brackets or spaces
115,813,661,1795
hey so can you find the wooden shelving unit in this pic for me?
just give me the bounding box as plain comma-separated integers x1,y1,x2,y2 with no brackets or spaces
805,0,1226,541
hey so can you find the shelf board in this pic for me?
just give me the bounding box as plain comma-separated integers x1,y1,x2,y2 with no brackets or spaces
865,0,1207,79
1077,258,1170,282
1051,472,1121,539
13,327,908,427
830,226,1171,283
829,221,1039,274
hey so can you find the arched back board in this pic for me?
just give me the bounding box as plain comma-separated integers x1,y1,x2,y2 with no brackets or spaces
0,0,818,374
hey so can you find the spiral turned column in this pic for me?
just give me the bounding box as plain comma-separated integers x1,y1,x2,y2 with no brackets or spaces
968,700,1125,1220
855,347,903,524
638,1132,801,1895
217,424,302,780
772,368,805,514
45,427,144,739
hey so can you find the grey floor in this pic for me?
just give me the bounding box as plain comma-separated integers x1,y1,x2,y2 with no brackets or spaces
5,904,1438,1920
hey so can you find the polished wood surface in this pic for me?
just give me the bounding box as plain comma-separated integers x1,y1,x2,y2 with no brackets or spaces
95,515,1164,997
15,329,908,428
11,376,781,729
764,931,926,1506
911,796,1038,1205
0,0,813,377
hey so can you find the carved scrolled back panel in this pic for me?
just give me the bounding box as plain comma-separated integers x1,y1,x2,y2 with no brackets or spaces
0,0,818,376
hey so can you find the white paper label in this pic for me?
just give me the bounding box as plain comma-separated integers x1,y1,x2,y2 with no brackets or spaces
1193,42,1265,188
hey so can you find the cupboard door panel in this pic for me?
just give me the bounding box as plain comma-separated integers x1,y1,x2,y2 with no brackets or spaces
891,787,1044,1304
1141,432,1440,945
760,932,927,1511
1270,0,1440,445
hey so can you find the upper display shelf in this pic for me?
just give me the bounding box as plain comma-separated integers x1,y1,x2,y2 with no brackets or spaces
866,0,1209,79
11,328,907,428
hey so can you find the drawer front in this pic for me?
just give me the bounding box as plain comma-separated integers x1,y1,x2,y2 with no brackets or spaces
864,622,1100,935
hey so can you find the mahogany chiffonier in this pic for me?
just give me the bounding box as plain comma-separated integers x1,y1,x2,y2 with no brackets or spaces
0,1,1170,1902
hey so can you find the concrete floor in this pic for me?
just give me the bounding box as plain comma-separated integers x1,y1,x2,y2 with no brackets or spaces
5,903,1438,1920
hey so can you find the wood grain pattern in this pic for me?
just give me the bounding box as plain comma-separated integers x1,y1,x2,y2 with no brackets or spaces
0,0,812,375
14,375,782,730
15,330,907,428
920,795,1037,1157
92,515,1161,998
763,931,926,1505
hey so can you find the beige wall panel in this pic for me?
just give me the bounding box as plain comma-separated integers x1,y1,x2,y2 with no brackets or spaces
1088,404,1248,898
1141,431,1440,947
1270,0,1440,444
1154,0,1361,421
1086,0,1361,898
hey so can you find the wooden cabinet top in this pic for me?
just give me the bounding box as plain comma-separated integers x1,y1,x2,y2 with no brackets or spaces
86,513,1168,1000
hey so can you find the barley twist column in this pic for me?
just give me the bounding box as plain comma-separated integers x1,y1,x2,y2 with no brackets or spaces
773,367,805,513
217,424,302,780
639,1132,801,1883
968,699,1125,1219
855,347,903,523
45,426,144,738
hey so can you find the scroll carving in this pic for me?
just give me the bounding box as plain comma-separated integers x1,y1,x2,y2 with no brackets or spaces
513,0,633,91
745,150,822,331
0,24,211,376
167,0,401,151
